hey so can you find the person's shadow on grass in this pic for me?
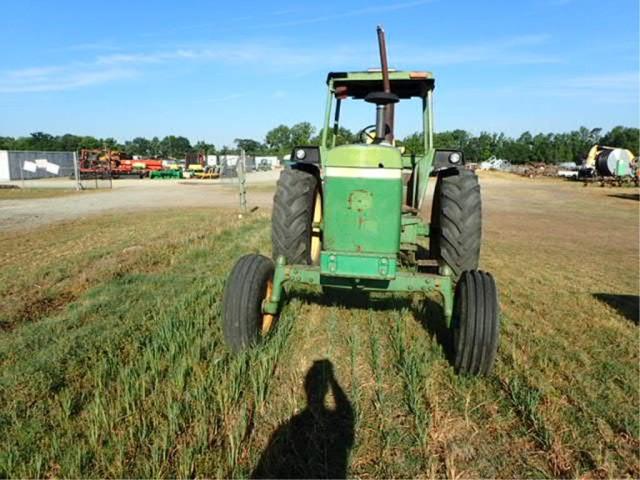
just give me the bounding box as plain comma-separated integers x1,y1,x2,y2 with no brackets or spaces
251,359,354,479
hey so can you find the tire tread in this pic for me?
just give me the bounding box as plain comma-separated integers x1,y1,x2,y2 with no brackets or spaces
272,169,319,265
222,254,274,352
430,170,482,279
452,270,500,376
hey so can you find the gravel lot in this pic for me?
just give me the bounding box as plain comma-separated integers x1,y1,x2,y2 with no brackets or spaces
2,170,637,236
0,171,279,232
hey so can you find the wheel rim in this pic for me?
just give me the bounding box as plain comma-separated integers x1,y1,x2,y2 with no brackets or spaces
261,279,275,335
310,191,322,264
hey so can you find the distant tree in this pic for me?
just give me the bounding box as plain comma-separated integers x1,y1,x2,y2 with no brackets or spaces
194,140,216,155
265,125,291,154
530,133,551,163
0,136,15,150
159,135,192,158
600,126,640,154
26,132,57,151
312,127,356,147
57,134,81,151
336,127,356,146
474,132,499,162
290,122,315,147
101,137,119,149
265,122,315,155
149,137,161,156
125,137,153,156
234,138,263,154
0,125,635,164
399,132,424,154
589,127,602,144
78,136,101,149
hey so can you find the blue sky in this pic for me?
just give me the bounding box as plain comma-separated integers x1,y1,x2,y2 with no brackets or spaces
0,0,638,147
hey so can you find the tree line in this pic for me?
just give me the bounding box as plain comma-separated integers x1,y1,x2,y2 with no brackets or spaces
0,133,216,160
0,125,637,164
399,126,638,164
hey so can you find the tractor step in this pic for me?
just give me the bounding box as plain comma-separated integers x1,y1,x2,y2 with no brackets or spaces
417,259,438,267
402,205,419,214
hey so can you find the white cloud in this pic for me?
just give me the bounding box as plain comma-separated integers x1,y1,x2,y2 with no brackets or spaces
92,43,338,68
0,65,135,93
95,49,201,65
543,73,639,104
151,0,435,35
0,32,563,93
0,42,330,93
451,72,639,105
0,42,323,93
8,66,65,78
562,72,639,89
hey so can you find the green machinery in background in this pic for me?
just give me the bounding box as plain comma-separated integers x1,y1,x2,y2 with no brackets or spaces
222,27,500,376
149,169,183,179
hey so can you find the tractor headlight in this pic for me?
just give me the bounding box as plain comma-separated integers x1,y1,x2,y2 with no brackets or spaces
295,149,306,160
449,152,461,164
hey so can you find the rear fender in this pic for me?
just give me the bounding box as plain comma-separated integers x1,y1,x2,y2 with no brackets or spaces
431,149,464,174
289,146,321,166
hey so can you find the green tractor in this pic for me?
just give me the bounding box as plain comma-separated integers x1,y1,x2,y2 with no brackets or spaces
222,27,499,376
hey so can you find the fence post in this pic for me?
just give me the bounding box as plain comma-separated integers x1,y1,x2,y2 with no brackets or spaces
238,149,247,214
73,151,81,191
20,158,25,189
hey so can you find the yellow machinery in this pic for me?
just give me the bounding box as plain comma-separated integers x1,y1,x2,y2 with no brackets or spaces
584,145,634,177
188,164,220,179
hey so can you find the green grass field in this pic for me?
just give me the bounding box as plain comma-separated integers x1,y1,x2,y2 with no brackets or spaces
0,175,638,478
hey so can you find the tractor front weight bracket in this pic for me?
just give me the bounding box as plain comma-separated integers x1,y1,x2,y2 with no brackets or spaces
262,255,455,326
262,256,287,316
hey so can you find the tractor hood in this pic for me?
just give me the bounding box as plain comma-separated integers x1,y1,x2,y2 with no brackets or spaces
325,144,402,169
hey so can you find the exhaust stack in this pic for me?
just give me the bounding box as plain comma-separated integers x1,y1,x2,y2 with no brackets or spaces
376,25,394,142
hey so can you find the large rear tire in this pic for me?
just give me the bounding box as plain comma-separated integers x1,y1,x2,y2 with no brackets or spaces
430,169,482,279
222,254,276,352
452,270,500,376
272,168,322,265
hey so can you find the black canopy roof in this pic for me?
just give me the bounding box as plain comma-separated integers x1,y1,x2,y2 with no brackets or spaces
327,71,435,99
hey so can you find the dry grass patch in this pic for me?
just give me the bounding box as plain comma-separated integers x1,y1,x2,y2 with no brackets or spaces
0,188,82,200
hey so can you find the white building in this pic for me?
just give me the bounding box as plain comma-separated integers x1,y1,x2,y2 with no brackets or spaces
254,156,279,169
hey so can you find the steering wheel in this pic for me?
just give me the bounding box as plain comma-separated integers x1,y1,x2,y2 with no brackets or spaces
357,124,391,144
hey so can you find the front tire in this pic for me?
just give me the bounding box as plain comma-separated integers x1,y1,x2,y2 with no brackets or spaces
452,270,500,376
430,169,482,280
222,254,276,352
272,168,322,265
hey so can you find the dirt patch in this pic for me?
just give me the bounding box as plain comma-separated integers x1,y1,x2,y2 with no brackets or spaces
5,291,76,331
